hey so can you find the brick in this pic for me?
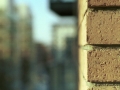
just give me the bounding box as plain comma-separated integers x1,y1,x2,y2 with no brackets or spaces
87,10,120,44
88,0,120,7
88,48,120,82
88,85,120,90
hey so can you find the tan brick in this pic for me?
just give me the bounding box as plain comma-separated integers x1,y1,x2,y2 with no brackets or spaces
88,0,120,7
88,48,120,82
87,10,120,44
88,85,120,90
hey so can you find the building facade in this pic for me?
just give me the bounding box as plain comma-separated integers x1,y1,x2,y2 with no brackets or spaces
16,4,34,90
51,22,77,90
0,0,21,90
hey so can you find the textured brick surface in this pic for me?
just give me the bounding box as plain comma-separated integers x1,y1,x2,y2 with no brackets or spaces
88,48,120,82
88,86,120,90
88,0,120,7
87,10,120,44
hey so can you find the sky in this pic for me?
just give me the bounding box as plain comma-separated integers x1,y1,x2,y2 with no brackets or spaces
14,0,60,45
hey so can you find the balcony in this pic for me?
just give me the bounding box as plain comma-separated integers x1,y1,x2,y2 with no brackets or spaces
50,0,77,16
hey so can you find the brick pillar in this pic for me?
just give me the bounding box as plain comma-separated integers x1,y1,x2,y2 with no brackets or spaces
79,0,120,90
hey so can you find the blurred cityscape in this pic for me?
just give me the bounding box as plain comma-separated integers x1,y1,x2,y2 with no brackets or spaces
0,0,78,90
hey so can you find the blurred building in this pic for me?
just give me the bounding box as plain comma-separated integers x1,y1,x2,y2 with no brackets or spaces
0,0,13,60
52,23,76,62
16,4,32,59
35,43,50,73
16,4,34,90
0,0,19,90
64,37,78,90
34,43,50,90
50,22,78,90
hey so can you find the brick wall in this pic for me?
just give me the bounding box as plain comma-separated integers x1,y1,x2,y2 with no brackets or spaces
79,0,120,90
